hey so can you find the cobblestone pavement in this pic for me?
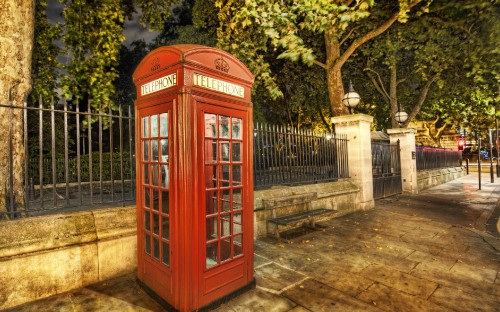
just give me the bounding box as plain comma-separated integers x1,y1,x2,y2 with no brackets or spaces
5,174,500,312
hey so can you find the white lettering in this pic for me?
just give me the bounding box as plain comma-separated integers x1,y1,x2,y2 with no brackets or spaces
141,73,177,96
193,73,244,98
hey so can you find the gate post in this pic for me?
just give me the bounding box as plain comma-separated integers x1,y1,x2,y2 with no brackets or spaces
387,128,418,194
332,114,374,210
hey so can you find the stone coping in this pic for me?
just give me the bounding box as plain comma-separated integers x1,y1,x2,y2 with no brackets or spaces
0,206,136,259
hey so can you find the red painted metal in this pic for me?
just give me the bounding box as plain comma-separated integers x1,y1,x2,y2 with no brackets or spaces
133,45,254,311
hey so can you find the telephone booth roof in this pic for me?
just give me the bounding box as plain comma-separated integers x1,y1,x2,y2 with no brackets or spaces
133,45,254,98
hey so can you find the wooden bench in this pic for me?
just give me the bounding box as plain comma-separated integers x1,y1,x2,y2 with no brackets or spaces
263,192,336,239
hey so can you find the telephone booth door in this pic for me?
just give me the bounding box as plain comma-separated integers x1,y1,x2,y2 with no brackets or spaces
137,103,174,303
133,45,254,311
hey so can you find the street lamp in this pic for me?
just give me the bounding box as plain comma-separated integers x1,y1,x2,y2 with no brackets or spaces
342,80,360,114
394,110,408,127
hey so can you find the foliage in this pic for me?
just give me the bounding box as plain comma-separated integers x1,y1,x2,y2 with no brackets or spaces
352,0,499,131
31,0,62,103
29,152,133,184
113,41,150,108
136,0,182,31
215,0,427,116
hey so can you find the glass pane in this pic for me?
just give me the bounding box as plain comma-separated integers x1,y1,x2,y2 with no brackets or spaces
161,191,169,214
206,191,218,215
162,216,169,240
232,165,242,186
144,211,150,232
204,114,217,138
160,113,168,137
152,189,159,211
145,234,151,255
221,238,231,262
205,140,217,163
222,189,230,212
234,235,242,257
232,118,242,139
233,188,242,204
161,139,168,162
206,217,218,241
153,237,159,259
161,165,169,188
233,212,242,234
162,242,170,266
232,142,241,162
221,165,230,187
152,140,158,161
219,116,230,138
152,164,159,186
143,164,149,185
143,141,149,161
144,187,150,208
221,215,231,237
205,165,217,189
206,242,218,268
153,213,159,235
151,115,158,137
142,117,149,138
221,142,230,162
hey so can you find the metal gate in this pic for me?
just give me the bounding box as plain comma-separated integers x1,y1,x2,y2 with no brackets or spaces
371,140,402,199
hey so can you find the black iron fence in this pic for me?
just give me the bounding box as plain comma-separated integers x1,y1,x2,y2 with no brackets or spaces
0,98,135,219
1,98,350,219
253,123,349,189
416,145,462,171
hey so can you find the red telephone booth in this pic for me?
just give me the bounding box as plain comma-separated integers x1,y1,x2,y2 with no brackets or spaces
133,45,254,311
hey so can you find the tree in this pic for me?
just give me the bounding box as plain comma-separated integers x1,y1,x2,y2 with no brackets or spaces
216,0,428,117
0,0,35,217
352,0,499,132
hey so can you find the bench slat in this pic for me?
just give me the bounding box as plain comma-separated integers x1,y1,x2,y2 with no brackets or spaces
268,208,335,226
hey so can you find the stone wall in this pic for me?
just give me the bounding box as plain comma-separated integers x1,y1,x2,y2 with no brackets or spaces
0,180,361,309
417,166,467,191
254,180,360,238
0,206,137,310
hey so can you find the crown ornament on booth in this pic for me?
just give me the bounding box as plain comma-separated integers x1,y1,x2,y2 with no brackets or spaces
215,56,230,73
150,57,161,72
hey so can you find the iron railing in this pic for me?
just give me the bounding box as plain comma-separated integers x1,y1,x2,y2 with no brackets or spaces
1,98,350,219
253,123,349,189
0,98,135,219
416,145,462,171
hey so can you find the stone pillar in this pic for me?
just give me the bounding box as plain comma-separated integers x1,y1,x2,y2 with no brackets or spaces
332,114,374,210
387,128,418,194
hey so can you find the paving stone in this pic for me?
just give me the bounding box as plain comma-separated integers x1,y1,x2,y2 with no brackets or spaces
285,306,313,312
429,285,500,312
449,261,497,284
410,261,500,297
211,288,296,312
310,268,375,297
356,282,451,312
254,263,305,293
254,253,272,268
283,278,382,312
359,263,438,298
406,251,457,270
353,246,418,272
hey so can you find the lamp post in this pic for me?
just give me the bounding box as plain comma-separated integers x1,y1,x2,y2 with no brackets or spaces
394,103,408,128
342,80,360,114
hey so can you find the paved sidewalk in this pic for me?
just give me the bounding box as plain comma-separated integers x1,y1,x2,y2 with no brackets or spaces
5,174,500,312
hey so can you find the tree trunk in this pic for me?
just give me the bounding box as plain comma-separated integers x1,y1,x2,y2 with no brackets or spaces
389,59,399,128
0,0,35,217
325,33,348,117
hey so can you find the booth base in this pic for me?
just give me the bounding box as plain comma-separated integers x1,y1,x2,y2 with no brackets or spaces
137,277,256,312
